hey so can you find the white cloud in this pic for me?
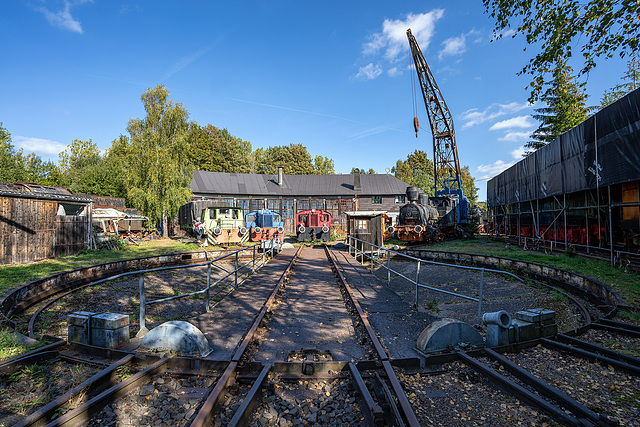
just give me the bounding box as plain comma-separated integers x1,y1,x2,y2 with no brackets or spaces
489,115,535,130
363,10,445,62
355,63,383,80
35,0,93,34
510,145,526,159
439,34,466,59
459,101,531,128
13,136,67,158
387,67,400,77
499,131,530,142
475,160,516,180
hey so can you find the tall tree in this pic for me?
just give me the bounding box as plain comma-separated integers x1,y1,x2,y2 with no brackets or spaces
392,150,435,196
525,58,590,154
189,124,254,173
124,85,194,237
313,155,335,175
601,56,640,108
460,166,479,206
254,143,316,175
484,0,639,101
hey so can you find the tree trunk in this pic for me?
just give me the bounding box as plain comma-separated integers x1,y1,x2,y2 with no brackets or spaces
162,211,168,238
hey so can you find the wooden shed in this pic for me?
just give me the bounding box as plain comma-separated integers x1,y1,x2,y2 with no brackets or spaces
346,211,386,252
0,183,92,265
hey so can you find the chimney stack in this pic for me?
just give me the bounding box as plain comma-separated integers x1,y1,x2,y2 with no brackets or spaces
353,168,361,191
277,166,284,186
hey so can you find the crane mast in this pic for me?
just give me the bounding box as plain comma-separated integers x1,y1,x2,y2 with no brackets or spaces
406,28,463,199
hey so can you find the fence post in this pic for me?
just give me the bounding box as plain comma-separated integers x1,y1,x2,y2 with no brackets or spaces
386,248,391,284
370,241,374,273
477,268,485,325
136,274,147,337
252,245,256,273
235,251,239,288
415,261,421,307
206,263,211,312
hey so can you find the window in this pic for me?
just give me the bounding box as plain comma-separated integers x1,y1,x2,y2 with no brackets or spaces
372,196,383,204
395,195,406,204
354,219,368,234
298,200,309,211
251,199,264,211
57,203,86,216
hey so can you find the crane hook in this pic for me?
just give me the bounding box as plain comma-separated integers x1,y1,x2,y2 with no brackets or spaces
413,117,419,137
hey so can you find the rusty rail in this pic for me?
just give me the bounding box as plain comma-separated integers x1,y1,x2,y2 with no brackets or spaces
325,244,420,427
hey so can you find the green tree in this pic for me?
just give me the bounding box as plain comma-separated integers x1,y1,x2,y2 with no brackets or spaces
601,56,640,108
0,123,57,185
313,155,335,174
460,165,479,206
254,143,316,175
525,58,590,154
124,85,194,237
350,167,376,174
484,0,639,101
190,124,253,173
392,150,435,196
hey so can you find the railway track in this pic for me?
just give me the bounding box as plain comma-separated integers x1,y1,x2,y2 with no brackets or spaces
0,244,639,426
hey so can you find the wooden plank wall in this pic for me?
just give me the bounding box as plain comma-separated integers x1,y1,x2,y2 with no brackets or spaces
0,196,89,265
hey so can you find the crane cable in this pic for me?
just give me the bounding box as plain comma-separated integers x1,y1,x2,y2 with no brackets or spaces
410,54,420,137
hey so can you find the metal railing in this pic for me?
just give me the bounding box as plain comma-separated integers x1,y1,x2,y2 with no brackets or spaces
346,235,524,324
78,240,279,337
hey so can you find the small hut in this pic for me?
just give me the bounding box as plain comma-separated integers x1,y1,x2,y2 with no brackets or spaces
345,211,386,254
0,183,92,265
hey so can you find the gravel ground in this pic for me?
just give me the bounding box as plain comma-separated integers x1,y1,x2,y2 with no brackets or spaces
504,345,640,425
21,262,241,339
87,373,213,427
246,377,366,426
397,363,560,426
0,358,100,427
373,260,583,332
577,328,640,357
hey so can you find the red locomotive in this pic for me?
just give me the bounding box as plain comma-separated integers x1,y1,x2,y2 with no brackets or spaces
296,209,332,242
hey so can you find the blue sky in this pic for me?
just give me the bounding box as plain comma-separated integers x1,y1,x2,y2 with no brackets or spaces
0,1,629,201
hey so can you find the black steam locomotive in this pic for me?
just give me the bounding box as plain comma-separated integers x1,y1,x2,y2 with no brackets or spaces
390,186,466,242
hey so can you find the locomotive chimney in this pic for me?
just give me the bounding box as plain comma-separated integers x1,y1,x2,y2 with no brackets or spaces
406,186,419,203
353,168,361,191
277,166,283,186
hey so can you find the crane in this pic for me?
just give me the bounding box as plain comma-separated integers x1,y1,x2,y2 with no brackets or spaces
406,28,469,225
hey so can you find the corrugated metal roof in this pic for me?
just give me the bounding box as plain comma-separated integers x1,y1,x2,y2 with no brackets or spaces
190,171,409,197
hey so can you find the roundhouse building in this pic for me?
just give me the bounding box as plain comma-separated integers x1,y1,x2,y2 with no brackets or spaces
186,168,410,234
487,88,640,262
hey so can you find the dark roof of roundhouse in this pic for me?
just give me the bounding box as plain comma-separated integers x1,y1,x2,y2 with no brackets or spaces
190,171,409,197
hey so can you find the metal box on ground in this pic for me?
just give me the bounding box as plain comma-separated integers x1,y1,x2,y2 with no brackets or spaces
68,311,130,348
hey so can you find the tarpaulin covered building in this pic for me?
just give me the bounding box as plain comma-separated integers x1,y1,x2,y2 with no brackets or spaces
487,88,640,260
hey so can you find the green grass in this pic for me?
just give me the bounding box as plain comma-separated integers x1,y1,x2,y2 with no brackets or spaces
395,237,640,306
0,238,204,298
0,329,47,361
